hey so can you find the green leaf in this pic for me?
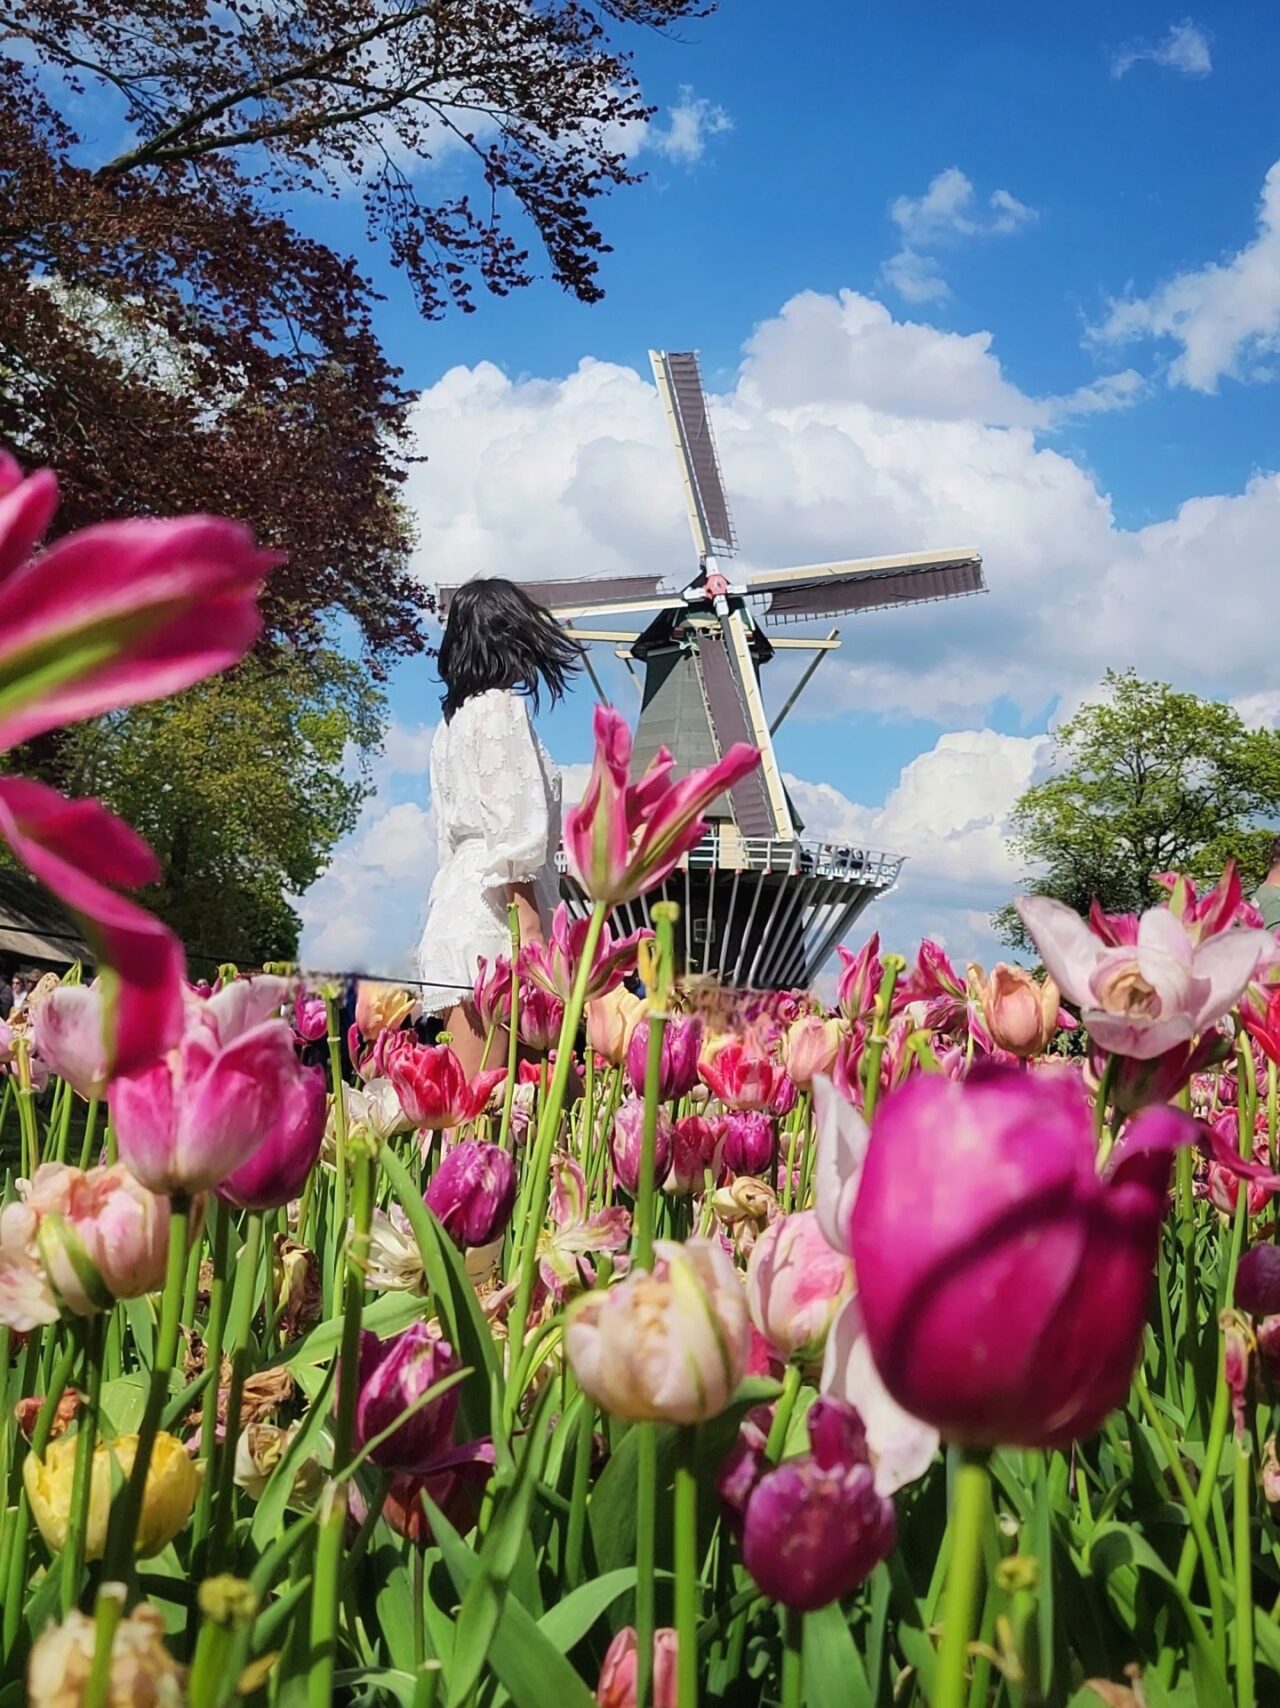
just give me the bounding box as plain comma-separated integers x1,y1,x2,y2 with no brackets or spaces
250,1360,337,1554
275,1289,427,1371
1087,1521,1227,1702
802,1602,872,1708
97,1373,149,1436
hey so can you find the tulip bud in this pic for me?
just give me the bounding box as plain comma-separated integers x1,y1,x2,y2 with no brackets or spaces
355,981,414,1041
982,964,1060,1057
292,992,329,1043
720,1111,776,1177
781,1014,843,1091
28,1599,185,1708
596,1625,679,1708
24,1431,200,1560
517,984,565,1054
425,1140,517,1248
610,1097,674,1195
586,985,645,1067
625,1014,703,1102
217,1063,327,1212
353,1326,461,1472
745,1210,854,1365
566,1238,750,1425
32,984,111,1100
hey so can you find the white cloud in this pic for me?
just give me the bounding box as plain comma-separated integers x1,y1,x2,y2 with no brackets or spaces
1110,18,1212,80
882,167,1037,303
645,88,732,164
1090,160,1280,391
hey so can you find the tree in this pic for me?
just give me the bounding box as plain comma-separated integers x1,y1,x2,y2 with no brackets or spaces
995,670,1280,949
0,0,710,669
48,651,386,973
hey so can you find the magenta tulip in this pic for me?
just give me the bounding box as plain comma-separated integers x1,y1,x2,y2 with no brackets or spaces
849,1067,1194,1448
521,902,650,1003
1237,1245,1280,1318
217,1062,327,1211
665,1114,722,1194
836,933,882,1027
700,1038,788,1112
383,1037,505,1129
425,1140,517,1248
720,1111,776,1178
625,1013,703,1102
353,1325,462,1472
611,1097,673,1195
515,982,565,1054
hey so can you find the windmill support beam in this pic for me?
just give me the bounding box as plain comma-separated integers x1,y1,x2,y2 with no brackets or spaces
769,628,840,736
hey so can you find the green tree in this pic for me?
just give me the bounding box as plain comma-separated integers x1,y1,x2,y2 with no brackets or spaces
995,669,1280,948
55,653,385,973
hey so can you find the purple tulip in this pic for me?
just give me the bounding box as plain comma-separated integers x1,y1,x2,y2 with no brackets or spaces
625,1014,704,1102
425,1140,517,1248
849,1067,1193,1449
720,1111,777,1178
721,1396,895,1612
1236,1244,1280,1318
353,1325,462,1472
217,1062,327,1212
611,1097,673,1195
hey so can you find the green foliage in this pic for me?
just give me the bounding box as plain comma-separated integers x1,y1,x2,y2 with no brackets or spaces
996,669,1280,947
56,649,385,972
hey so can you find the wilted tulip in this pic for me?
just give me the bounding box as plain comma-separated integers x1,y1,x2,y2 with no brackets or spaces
566,1238,749,1425
217,1062,326,1212
353,1325,462,1472
586,984,645,1066
700,1036,788,1112
355,980,415,1040
746,1209,854,1365
366,1206,426,1294
425,1140,517,1248
332,1077,411,1155
234,1421,325,1505
625,1012,703,1102
522,902,651,1003
538,1156,632,1303
112,976,314,1194
781,1013,843,1090
836,933,882,1027
596,1626,679,1708
0,1162,170,1331
383,1038,505,1130
720,1110,777,1177
611,1097,674,1195
31,983,111,1099
25,1431,200,1559
849,1067,1194,1448
28,1600,185,1708
981,964,1063,1058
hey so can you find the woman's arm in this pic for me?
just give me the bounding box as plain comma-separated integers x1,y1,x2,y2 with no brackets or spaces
510,880,544,948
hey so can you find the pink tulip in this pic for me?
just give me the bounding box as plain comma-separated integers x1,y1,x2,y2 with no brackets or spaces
849,1067,1194,1448
836,933,882,1027
1099,1029,1232,1117
353,1325,462,1472
383,1037,505,1129
700,1036,787,1112
780,1013,843,1090
665,1114,721,1194
522,902,651,1003
596,1627,678,1708
472,957,514,1032
625,1013,703,1101
111,976,312,1194
515,982,565,1053
0,1161,170,1330
217,1062,327,1211
425,1140,517,1248
564,703,760,905
611,1097,674,1195
1017,894,1270,1062
746,1209,853,1364
538,1156,631,1303
292,993,329,1044
32,984,111,1100
981,964,1065,1057
1156,862,1266,941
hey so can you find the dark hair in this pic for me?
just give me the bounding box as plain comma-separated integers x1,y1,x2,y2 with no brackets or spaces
438,578,583,721
1270,834,1280,869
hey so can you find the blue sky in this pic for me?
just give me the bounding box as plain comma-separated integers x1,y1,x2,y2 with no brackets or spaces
274,4,1280,980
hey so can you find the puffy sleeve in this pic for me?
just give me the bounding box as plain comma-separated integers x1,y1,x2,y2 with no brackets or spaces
472,693,556,890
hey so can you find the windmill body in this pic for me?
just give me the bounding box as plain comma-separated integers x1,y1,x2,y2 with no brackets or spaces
438,351,987,990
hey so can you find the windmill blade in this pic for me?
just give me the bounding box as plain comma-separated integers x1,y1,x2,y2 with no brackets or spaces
651,350,738,562
749,550,986,624
436,574,674,621
697,618,793,841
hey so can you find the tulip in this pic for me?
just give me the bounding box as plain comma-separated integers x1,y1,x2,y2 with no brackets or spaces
1237,1244,1280,1318
720,1110,776,1177
28,1601,185,1708
112,976,315,1194
665,1114,722,1194
746,1209,853,1364
700,1037,787,1112
849,1066,1194,1448
355,980,415,1041
1016,894,1269,1062
539,1155,632,1303
353,1325,462,1472
1157,861,1268,941
625,1013,703,1101
25,1430,200,1559
596,1626,679,1708
366,1206,426,1294
780,1013,843,1090
1100,1029,1233,1118
472,956,514,1031
981,963,1063,1057
0,1162,170,1331
331,1077,411,1156
730,1395,897,1612
31,983,111,1099
522,902,651,1003
836,933,882,1027
516,982,565,1053
564,702,760,906
565,1238,749,1424
1242,980,1280,1067
383,1038,505,1130
611,1097,674,1195
425,1140,517,1248
586,984,646,1066
217,1062,327,1212
366,1454,495,1548
292,991,329,1043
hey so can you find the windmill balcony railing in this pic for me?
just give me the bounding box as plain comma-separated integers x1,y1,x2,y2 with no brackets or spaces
556,828,903,889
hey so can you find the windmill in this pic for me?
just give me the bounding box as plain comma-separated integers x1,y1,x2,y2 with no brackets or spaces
438,351,987,989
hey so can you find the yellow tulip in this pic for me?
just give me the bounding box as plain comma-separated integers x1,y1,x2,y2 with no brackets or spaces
24,1431,201,1561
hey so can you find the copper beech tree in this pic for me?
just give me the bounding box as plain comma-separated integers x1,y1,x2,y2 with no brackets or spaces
0,0,710,668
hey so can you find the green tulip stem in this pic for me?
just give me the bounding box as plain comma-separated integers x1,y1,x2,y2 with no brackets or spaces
634,904,677,1271
60,1314,106,1614
1235,1437,1255,1707
81,1582,127,1708
208,1212,264,1575
934,1449,989,1708
861,955,905,1124
780,1609,803,1708
77,1097,101,1170
674,1425,700,1708
635,1419,658,1708
192,1201,231,1560
326,992,349,1289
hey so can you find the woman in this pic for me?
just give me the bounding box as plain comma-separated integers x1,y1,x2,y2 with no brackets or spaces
417,578,582,1075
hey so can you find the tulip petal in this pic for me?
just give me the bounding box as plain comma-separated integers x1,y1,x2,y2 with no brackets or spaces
820,1297,939,1496
1191,928,1275,1032
0,466,58,582
1014,896,1099,1007
812,1075,868,1258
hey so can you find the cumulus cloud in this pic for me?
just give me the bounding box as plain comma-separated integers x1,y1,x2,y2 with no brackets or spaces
881,167,1037,303
1110,18,1212,80
1090,160,1280,392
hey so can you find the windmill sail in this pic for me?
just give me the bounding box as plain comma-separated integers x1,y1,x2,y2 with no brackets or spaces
696,630,786,839
651,351,737,560
436,573,671,619
750,549,985,624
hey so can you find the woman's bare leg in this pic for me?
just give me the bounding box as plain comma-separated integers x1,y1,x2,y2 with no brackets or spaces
443,1003,509,1079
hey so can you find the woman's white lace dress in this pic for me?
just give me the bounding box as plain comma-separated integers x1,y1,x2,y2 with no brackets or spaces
415,689,562,1016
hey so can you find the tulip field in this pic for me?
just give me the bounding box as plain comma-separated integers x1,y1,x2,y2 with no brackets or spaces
2,459,1280,1707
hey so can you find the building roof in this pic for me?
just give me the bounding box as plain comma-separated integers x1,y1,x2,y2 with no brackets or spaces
0,868,92,969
